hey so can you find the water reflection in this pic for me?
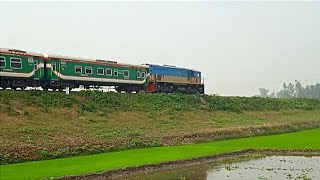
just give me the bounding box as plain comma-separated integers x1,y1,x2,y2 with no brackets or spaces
116,156,320,180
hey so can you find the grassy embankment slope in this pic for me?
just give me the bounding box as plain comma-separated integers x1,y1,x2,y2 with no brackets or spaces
1,91,320,164
1,128,320,180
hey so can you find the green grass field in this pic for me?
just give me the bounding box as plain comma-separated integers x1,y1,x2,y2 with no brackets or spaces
2,91,320,164
1,128,320,180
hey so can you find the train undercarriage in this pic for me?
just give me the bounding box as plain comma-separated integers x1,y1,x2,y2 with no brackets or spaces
152,82,204,94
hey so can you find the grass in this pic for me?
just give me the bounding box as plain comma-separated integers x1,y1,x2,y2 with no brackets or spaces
1,128,320,180
1,107,320,164
1,91,320,164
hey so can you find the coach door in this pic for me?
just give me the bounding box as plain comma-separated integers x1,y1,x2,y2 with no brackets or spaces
51,61,59,80
33,60,40,80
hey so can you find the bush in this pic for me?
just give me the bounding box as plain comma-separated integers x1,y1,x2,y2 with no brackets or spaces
0,91,319,114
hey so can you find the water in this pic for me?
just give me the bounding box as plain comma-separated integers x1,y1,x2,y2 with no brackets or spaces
116,156,320,180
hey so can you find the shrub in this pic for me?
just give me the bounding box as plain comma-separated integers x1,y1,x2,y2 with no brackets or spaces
0,91,319,114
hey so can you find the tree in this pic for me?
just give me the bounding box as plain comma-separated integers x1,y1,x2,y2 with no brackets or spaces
259,88,269,98
269,92,276,98
283,83,287,90
287,83,295,97
277,89,292,98
304,85,312,98
258,81,320,99
294,80,304,98
315,83,320,98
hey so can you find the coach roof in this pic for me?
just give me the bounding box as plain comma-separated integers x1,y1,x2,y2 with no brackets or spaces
0,48,148,69
47,54,149,69
0,48,44,57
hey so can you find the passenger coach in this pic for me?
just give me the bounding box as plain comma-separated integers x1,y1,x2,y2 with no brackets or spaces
43,54,148,92
0,48,46,90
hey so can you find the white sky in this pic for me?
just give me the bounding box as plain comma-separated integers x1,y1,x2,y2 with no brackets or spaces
1,1,319,96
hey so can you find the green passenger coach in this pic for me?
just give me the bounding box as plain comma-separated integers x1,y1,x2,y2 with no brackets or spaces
0,48,149,92
0,49,45,90
43,54,149,92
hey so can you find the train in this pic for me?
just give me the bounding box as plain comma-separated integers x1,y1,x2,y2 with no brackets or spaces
0,48,204,94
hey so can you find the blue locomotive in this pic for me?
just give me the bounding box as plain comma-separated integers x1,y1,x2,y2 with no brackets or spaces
145,64,204,94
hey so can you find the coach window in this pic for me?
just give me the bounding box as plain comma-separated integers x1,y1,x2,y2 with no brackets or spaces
106,68,112,76
124,70,129,77
114,69,118,76
75,66,82,74
137,71,141,78
52,62,57,71
10,58,22,69
97,68,104,75
141,72,146,78
0,57,5,68
86,67,92,74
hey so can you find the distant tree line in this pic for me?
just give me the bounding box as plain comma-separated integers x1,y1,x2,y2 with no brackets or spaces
258,81,320,98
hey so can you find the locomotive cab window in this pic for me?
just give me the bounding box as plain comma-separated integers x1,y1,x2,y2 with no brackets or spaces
10,58,22,69
137,71,141,78
0,56,5,68
106,68,112,76
141,72,146,78
75,66,82,74
97,68,104,75
114,69,118,76
124,70,129,77
86,67,92,74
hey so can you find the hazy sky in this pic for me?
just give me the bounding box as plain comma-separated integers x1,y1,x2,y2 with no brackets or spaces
1,1,319,96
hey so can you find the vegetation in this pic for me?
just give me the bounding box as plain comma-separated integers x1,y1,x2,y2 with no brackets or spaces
258,81,320,98
1,128,320,180
1,90,320,113
1,90,320,164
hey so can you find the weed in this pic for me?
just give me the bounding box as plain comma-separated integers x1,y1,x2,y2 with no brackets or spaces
39,149,54,159
1,91,319,114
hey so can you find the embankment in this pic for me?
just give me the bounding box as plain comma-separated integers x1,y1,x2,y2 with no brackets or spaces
1,91,320,164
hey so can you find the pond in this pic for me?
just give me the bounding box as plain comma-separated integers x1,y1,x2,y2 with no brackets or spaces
115,156,320,180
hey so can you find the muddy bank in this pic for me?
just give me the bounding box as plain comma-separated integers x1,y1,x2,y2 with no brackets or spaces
258,149,320,156
58,149,320,180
